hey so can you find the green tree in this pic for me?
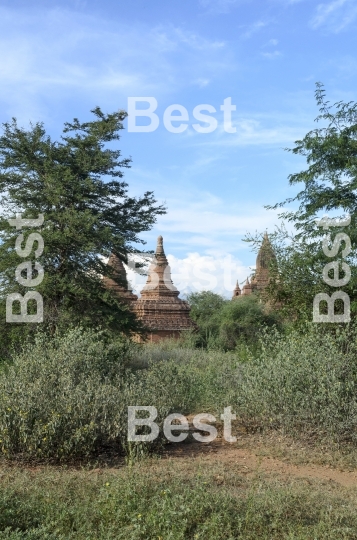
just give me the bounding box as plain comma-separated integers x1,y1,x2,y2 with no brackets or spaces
187,290,279,350
273,82,357,240
187,290,227,324
217,295,280,350
0,108,165,347
186,290,227,348
248,84,357,322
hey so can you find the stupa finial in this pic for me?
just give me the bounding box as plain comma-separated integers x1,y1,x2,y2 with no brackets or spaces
156,235,164,255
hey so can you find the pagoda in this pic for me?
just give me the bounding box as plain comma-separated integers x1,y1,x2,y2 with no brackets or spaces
232,280,241,299
254,232,277,291
232,232,277,298
134,236,196,342
103,252,138,303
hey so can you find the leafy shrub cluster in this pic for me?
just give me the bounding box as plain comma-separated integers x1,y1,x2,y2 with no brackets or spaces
187,290,281,350
2,322,357,461
0,328,195,461
233,324,357,442
139,324,357,444
1,464,357,539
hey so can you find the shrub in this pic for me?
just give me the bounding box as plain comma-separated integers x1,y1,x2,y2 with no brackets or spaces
187,291,281,350
216,295,281,350
0,327,194,461
139,323,357,445
231,324,357,442
0,328,134,459
1,461,357,538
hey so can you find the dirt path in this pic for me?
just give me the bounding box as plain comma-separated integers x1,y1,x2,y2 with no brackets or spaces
164,437,357,488
2,428,357,489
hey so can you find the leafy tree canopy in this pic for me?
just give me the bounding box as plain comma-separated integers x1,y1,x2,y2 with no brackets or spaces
186,290,227,325
247,84,357,322
187,290,280,350
270,82,357,239
0,107,165,342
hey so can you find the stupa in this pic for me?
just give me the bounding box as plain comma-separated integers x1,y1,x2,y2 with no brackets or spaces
254,232,277,291
232,233,277,298
134,235,196,342
232,280,241,299
242,277,253,296
103,252,138,303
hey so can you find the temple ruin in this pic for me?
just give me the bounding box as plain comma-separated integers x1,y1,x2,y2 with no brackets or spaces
133,236,196,341
103,252,138,304
105,236,196,342
232,232,276,299
105,232,276,341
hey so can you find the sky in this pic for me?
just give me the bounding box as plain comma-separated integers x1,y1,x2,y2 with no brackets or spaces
0,0,356,296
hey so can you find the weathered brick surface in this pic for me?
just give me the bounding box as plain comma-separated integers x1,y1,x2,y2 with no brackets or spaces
133,236,196,337
103,253,138,303
105,237,196,341
232,232,277,298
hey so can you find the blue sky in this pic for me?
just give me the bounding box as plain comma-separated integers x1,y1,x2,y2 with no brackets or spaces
0,0,356,295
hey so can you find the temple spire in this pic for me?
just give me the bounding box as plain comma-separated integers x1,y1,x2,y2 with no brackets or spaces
156,235,165,256
134,234,196,340
103,252,137,303
242,277,252,296
232,279,241,299
141,235,178,297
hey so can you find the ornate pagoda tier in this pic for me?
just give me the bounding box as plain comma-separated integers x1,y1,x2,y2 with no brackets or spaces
232,280,241,299
254,232,277,291
103,253,138,303
134,235,196,342
232,232,277,299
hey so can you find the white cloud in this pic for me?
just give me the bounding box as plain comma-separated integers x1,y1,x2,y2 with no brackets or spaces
143,191,286,259
126,250,252,298
0,7,233,122
159,198,280,236
265,38,279,46
241,20,270,39
193,78,211,88
310,0,357,32
190,116,306,147
262,50,282,59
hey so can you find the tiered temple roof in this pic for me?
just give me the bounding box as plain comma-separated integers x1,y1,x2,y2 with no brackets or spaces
103,252,138,303
254,232,277,291
232,280,241,299
233,232,276,298
133,236,196,341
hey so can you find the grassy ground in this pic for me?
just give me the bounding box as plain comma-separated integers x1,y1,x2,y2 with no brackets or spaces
2,432,357,539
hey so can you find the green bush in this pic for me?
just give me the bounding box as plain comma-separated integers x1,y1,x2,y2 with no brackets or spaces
216,295,280,350
187,291,281,350
0,328,194,461
1,463,357,538
139,323,357,444
232,324,357,442
3,322,357,461
0,328,134,459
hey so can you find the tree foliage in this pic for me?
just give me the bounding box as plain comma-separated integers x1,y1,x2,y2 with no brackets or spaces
272,82,357,238
0,108,165,346
187,290,280,349
247,84,357,322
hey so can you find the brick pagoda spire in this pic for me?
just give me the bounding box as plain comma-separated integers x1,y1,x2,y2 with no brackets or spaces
103,253,137,303
255,232,277,290
232,280,241,298
134,235,196,341
232,233,277,299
